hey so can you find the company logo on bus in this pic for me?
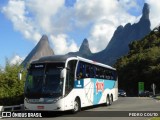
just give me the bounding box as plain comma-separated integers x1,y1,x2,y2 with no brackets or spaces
96,80,104,93
74,80,84,88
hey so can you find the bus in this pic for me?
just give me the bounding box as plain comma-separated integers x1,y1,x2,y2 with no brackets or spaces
23,55,118,112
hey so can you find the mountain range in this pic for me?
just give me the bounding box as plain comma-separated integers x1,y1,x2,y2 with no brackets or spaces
68,3,151,65
94,3,151,65
22,3,151,67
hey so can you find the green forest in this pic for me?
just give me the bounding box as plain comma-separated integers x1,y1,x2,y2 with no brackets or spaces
115,28,160,96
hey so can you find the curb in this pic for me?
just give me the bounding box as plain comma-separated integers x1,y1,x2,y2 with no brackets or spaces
152,97,160,101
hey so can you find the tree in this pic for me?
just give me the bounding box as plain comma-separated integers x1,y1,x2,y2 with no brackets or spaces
0,60,27,105
115,29,160,96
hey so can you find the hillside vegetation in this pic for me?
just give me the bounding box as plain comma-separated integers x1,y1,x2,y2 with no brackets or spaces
115,27,160,96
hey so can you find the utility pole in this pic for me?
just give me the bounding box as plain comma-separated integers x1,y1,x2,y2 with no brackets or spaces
151,83,156,97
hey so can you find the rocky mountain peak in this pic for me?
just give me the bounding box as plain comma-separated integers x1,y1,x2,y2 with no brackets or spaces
79,38,91,53
141,3,150,20
21,35,54,67
37,35,49,47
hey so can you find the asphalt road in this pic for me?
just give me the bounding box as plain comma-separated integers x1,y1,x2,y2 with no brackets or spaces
2,97,160,120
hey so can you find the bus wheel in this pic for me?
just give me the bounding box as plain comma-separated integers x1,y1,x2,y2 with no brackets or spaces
109,95,113,105
106,95,110,106
72,98,81,113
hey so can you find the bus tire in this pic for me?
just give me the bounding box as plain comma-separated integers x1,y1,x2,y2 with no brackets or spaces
106,95,110,106
72,98,81,113
109,95,113,105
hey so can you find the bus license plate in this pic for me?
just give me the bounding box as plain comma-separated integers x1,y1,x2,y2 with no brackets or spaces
37,106,44,109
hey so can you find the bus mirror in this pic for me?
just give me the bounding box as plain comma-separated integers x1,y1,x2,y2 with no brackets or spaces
18,72,22,80
60,80,63,86
66,67,70,70
60,68,66,79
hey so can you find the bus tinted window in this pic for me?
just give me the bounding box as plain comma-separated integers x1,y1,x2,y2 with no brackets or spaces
76,62,85,80
90,65,95,78
76,61,117,80
85,64,90,78
95,67,99,78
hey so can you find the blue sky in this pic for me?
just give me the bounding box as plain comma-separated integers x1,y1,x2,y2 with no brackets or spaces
0,0,160,67
0,0,34,67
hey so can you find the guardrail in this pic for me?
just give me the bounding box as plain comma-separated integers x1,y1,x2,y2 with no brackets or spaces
0,104,24,118
3,104,24,111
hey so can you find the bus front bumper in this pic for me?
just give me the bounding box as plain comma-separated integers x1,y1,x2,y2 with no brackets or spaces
24,99,65,111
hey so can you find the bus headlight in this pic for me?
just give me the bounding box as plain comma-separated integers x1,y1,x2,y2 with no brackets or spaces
24,98,29,103
53,97,62,103
46,97,61,103
46,99,54,103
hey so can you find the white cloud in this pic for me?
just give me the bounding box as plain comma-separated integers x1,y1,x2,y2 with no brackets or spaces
26,0,65,33
50,34,78,54
1,0,41,42
10,55,24,65
82,0,138,52
145,0,160,29
89,21,116,53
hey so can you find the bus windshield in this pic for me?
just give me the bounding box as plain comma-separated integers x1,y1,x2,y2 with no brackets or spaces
24,63,65,99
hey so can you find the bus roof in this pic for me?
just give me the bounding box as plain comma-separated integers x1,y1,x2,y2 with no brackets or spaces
77,56,116,71
32,55,72,63
32,55,116,70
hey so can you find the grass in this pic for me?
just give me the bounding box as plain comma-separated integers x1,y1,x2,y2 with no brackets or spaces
150,96,160,120
156,96,160,100
150,117,160,120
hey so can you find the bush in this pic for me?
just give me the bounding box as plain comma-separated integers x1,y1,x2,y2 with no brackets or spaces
0,61,26,106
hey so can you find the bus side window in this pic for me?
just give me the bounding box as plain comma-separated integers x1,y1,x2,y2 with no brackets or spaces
93,66,96,78
86,64,90,78
101,68,105,79
95,67,100,79
112,71,117,80
76,62,81,80
108,71,111,80
100,67,104,79
110,71,114,80
82,64,86,78
95,67,98,78
90,65,94,78
105,69,108,79
76,62,85,80
106,69,110,80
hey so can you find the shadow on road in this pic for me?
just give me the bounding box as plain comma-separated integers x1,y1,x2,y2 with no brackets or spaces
25,104,107,117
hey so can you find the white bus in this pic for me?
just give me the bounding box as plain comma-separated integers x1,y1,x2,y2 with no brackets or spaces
24,55,118,112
